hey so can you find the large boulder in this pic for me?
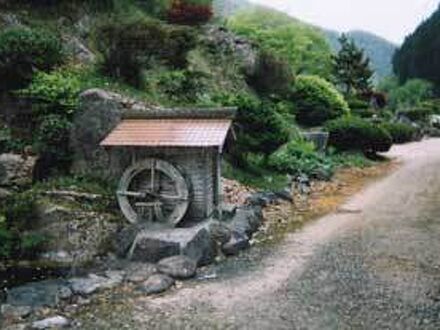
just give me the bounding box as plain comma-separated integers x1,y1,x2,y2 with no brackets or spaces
221,231,250,256
157,255,197,279
0,154,36,187
128,225,216,266
228,206,263,238
70,89,127,178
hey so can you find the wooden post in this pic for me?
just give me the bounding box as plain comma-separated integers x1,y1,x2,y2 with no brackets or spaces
216,147,223,221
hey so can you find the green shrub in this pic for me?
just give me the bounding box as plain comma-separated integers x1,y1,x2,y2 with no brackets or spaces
18,69,83,117
347,97,370,110
268,139,334,179
0,27,63,91
326,116,392,154
95,15,196,87
214,93,290,165
35,114,72,171
146,68,209,103
291,75,349,127
400,106,433,122
247,50,294,97
0,192,46,260
0,125,26,153
400,100,440,122
381,122,417,144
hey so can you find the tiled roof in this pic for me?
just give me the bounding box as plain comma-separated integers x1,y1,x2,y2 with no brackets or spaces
100,119,232,148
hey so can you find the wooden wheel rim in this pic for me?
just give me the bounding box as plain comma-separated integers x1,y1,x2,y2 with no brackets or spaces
117,158,190,226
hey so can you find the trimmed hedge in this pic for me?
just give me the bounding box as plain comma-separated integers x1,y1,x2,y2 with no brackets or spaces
381,122,417,144
326,116,392,154
291,75,349,127
214,93,290,166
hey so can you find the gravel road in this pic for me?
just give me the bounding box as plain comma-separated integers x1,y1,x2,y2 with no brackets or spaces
77,139,440,330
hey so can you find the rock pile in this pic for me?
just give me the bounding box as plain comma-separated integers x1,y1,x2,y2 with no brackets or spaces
222,178,255,205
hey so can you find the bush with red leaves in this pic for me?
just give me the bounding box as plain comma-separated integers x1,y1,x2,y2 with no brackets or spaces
167,0,213,26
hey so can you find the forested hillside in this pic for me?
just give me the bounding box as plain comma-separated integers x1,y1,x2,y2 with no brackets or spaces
393,4,440,92
227,7,333,78
325,30,396,82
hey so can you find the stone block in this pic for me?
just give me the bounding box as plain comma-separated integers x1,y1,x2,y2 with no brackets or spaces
128,225,216,266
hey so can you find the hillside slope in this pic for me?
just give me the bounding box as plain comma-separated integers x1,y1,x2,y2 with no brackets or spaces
227,7,333,78
325,29,397,82
221,3,396,83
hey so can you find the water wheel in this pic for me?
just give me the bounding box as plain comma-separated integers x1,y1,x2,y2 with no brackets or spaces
117,158,190,226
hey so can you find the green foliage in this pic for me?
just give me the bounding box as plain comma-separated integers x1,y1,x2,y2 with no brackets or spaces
399,106,433,122
328,150,374,168
140,0,171,17
222,159,288,190
227,7,333,78
35,114,72,155
247,50,294,97
291,75,349,127
269,139,334,179
332,34,374,95
324,30,396,82
379,78,434,111
18,69,83,117
346,96,375,118
214,92,290,165
3,191,39,230
18,68,84,174
393,6,440,90
0,27,63,91
0,191,47,260
95,14,197,87
145,69,209,104
326,116,392,154
0,224,13,259
381,122,417,144
0,124,26,153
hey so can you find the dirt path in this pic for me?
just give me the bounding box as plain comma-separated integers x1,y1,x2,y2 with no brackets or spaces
76,139,440,329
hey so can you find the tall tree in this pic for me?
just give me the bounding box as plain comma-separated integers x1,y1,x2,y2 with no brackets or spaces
332,34,374,96
393,5,440,92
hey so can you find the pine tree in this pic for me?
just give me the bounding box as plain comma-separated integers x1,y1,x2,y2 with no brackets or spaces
332,34,374,96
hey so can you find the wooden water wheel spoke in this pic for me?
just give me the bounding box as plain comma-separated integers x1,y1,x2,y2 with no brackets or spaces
117,191,147,198
117,158,190,226
159,194,188,201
